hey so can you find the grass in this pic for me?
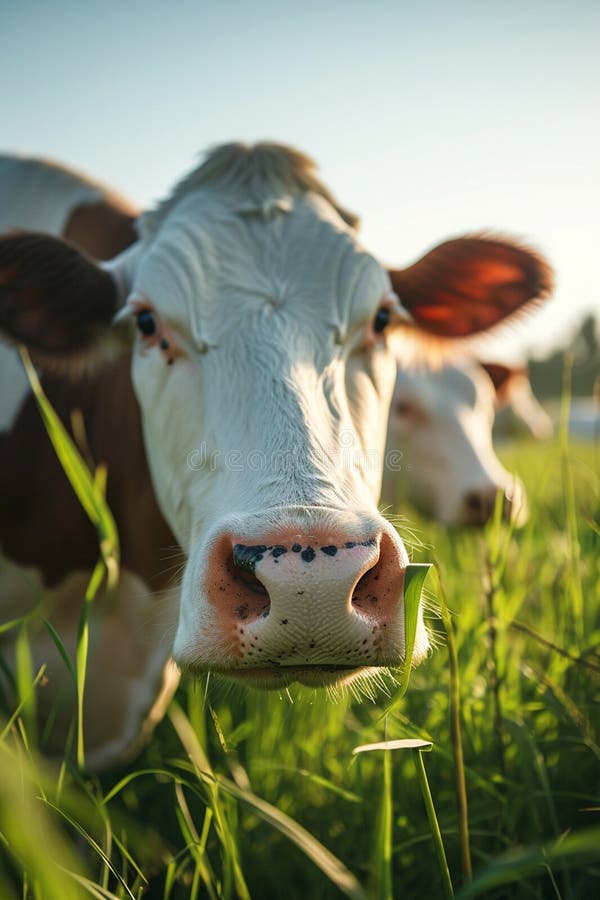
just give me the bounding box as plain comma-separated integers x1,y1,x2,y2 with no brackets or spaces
0,384,599,898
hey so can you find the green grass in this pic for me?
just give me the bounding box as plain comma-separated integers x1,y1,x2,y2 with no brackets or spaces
1,397,599,897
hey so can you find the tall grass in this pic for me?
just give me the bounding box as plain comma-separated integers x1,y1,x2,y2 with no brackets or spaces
1,366,598,897
18,349,120,770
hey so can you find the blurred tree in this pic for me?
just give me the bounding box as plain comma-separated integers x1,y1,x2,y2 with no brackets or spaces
529,314,599,399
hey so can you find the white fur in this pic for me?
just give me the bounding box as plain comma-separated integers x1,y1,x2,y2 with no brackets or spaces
129,191,393,539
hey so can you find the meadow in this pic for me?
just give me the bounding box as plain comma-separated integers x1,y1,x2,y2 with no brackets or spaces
1,388,598,899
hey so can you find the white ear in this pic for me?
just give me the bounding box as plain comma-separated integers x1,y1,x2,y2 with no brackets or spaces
101,242,143,306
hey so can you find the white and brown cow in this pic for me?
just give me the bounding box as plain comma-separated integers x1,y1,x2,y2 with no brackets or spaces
0,145,553,768
384,359,552,526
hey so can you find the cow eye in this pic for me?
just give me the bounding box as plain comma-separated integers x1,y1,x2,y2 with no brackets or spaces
373,307,391,334
136,309,157,336
395,400,413,417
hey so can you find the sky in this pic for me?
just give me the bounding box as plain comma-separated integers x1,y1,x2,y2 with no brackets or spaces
1,0,598,362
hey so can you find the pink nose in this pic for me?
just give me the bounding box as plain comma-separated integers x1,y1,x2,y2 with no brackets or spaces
461,481,527,526
204,529,407,669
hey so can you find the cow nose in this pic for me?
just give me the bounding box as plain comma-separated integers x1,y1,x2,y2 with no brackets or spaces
462,487,501,525
462,485,521,525
204,529,408,669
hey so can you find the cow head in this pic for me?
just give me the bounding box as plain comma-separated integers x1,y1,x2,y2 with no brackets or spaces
0,143,552,690
385,361,529,526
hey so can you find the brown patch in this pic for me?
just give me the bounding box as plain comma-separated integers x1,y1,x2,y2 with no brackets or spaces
64,201,138,261
0,353,175,591
0,232,118,358
389,235,553,338
0,189,171,591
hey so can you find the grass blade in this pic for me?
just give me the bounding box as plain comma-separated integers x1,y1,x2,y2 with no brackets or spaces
0,665,47,744
370,748,393,900
18,347,119,588
558,354,584,642
14,623,38,746
353,739,432,754
75,558,105,769
378,563,432,720
414,749,454,899
434,560,472,884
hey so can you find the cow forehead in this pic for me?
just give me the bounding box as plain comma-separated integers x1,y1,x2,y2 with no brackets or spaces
131,191,390,340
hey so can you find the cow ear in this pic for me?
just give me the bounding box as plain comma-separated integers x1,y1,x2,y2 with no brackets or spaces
389,236,553,338
0,232,120,368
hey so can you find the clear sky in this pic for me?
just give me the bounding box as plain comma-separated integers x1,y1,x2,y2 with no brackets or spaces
2,0,598,362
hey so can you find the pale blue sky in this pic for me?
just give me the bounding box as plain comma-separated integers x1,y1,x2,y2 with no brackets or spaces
2,0,598,360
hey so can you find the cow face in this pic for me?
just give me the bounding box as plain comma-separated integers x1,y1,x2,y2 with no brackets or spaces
115,189,419,686
123,192,399,545
0,143,552,690
385,362,528,526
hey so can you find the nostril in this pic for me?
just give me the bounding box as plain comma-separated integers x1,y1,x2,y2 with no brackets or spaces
231,562,269,597
221,547,271,622
351,566,380,612
464,488,500,524
465,491,485,515
232,543,268,574
350,531,403,622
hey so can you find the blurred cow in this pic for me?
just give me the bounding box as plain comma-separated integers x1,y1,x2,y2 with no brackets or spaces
384,359,551,526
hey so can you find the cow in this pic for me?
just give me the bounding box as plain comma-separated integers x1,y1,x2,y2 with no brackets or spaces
0,145,553,768
383,359,552,526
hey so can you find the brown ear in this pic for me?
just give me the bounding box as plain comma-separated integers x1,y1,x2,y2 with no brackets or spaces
389,236,553,338
0,232,118,362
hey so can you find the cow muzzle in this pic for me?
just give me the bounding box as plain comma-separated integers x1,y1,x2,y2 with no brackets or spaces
459,476,528,527
174,510,429,688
